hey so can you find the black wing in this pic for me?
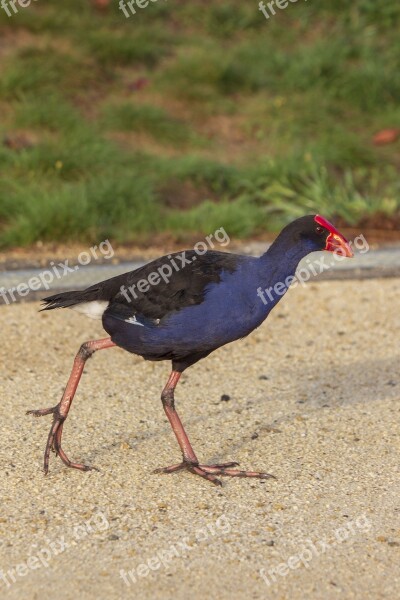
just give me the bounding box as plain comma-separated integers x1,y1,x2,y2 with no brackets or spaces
42,250,245,321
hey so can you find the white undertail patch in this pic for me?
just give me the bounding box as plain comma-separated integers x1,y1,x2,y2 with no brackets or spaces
70,301,109,320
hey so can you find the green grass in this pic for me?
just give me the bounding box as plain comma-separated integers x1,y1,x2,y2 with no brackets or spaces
0,0,399,248
101,103,195,145
85,26,174,67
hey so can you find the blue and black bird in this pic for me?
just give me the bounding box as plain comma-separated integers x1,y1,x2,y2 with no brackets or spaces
28,215,353,485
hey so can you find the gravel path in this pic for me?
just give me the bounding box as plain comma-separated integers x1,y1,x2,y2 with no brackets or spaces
0,278,399,599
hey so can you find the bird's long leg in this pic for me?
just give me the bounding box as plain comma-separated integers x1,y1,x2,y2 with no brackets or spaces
154,371,276,486
27,337,115,474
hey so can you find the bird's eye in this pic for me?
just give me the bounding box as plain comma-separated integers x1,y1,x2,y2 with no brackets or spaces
315,226,324,235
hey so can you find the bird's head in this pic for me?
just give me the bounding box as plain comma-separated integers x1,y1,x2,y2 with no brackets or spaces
276,214,353,258
311,214,353,257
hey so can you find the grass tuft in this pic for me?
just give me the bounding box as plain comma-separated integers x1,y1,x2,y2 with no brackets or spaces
0,0,399,247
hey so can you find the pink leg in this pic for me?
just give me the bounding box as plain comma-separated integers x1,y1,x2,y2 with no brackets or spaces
27,338,115,474
154,371,276,486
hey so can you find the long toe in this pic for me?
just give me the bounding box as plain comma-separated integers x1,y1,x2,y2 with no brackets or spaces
29,405,94,475
26,406,58,417
191,465,222,486
206,461,240,468
154,461,222,485
198,465,276,479
154,460,275,485
56,447,98,472
153,463,187,474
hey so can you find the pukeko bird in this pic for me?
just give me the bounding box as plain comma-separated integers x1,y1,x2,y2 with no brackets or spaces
27,215,353,485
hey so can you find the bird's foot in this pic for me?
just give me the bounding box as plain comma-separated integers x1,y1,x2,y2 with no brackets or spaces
154,460,276,486
27,404,96,474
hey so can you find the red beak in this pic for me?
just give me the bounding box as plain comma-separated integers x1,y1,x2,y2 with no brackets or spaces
314,215,353,258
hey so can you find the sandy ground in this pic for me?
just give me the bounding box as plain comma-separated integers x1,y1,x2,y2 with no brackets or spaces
0,278,399,600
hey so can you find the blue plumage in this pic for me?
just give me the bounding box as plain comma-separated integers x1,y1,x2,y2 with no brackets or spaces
32,215,353,484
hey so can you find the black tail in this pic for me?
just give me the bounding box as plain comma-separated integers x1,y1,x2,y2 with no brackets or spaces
40,270,129,312
41,288,100,311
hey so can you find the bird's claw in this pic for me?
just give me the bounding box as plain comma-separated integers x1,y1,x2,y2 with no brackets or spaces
26,405,58,417
154,460,276,486
27,404,95,474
